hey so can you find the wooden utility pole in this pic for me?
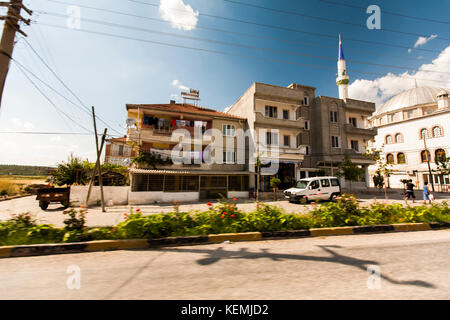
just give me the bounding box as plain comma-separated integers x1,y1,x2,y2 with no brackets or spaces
0,0,32,108
85,127,107,211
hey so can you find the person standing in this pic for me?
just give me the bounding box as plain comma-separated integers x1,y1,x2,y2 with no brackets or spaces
423,182,432,204
404,179,415,203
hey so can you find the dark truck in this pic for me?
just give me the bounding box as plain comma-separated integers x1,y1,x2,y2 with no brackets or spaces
36,187,71,210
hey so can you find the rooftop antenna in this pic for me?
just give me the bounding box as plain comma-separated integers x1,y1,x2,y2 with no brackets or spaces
181,89,200,106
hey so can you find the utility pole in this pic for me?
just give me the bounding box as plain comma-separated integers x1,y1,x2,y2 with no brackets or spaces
423,133,435,192
0,0,32,108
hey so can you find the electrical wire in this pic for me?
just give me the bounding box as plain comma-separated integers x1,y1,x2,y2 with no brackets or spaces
33,1,439,65
36,22,450,85
45,0,444,53
36,12,450,76
220,0,450,41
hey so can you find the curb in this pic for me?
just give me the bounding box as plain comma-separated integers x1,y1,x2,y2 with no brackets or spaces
1,222,449,259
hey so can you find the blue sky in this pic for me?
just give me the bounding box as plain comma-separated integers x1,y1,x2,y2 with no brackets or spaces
0,0,449,166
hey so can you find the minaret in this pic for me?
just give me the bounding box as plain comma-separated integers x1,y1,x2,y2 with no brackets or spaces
336,34,349,100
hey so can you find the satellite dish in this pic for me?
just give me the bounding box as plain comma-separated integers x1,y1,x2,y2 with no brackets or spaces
126,118,136,127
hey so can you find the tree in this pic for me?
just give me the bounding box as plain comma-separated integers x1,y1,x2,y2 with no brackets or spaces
52,154,89,186
270,177,281,201
337,155,364,193
373,170,385,191
131,150,172,169
364,144,393,199
433,156,450,191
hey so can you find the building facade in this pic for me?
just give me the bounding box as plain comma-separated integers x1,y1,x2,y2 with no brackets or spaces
368,87,450,191
104,136,135,166
226,36,376,190
125,102,251,203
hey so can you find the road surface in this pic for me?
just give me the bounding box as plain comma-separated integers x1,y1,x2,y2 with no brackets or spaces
0,229,449,299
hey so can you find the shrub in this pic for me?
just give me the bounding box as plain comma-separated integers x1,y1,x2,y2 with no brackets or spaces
0,189,7,196
63,209,86,231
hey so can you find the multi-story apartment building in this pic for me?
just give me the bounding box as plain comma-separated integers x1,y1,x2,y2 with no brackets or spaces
226,82,308,191
104,136,135,166
226,36,376,190
125,101,250,203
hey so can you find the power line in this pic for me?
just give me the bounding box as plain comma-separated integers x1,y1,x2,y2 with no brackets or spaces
0,131,98,135
20,36,124,136
36,22,450,85
46,0,444,53
221,0,450,41
36,1,448,65
36,12,450,76
316,0,450,25
14,62,94,133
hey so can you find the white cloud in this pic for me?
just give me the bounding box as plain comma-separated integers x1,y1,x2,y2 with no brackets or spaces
171,79,189,91
349,46,450,109
159,0,199,31
10,117,35,130
408,34,438,53
414,34,437,48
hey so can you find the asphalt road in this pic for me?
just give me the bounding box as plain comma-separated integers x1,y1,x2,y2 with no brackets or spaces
1,230,449,299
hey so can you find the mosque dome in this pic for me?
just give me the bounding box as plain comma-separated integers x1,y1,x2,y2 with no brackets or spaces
373,86,450,116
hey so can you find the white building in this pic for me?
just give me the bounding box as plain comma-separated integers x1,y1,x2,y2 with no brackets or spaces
368,86,450,191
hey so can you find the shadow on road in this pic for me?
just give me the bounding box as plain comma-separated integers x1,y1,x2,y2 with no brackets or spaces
160,245,435,289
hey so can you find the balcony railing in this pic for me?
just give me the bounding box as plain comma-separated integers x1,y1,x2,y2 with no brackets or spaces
255,112,305,129
344,124,377,137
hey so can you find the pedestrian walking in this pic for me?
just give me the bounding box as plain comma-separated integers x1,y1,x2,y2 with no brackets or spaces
404,179,415,203
423,182,432,204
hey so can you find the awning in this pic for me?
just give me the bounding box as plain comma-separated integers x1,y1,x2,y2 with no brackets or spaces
129,168,253,175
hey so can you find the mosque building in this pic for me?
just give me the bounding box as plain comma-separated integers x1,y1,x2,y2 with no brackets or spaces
367,86,450,191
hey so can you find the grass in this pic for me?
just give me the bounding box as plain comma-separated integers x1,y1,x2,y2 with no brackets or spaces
0,180,20,196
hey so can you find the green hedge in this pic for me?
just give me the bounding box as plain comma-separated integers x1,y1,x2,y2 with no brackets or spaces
0,195,449,246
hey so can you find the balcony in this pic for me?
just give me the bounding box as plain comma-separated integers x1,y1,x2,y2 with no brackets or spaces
255,112,305,130
344,99,376,114
344,124,377,137
127,127,209,145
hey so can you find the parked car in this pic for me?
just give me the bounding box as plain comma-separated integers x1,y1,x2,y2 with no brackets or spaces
284,176,341,203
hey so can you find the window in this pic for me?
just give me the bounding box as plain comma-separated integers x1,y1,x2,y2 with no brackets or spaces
309,180,320,189
424,108,433,115
420,129,428,139
303,96,310,106
304,120,310,130
435,149,446,162
390,114,397,122
395,133,403,143
283,135,290,147
266,131,279,146
305,146,310,155
283,110,290,120
386,154,394,164
330,178,340,187
351,140,359,151
265,106,278,118
223,151,236,164
331,136,340,148
228,175,249,191
397,153,406,164
330,111,338,123
406,110,414,119
385,135,393,144
320,179,330,188
421,150,431,163
118,145,124,156
432,126,442,138
349,117,357,127
222,124,235,137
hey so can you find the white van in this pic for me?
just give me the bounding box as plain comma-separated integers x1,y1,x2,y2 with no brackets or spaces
284,176,341,203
